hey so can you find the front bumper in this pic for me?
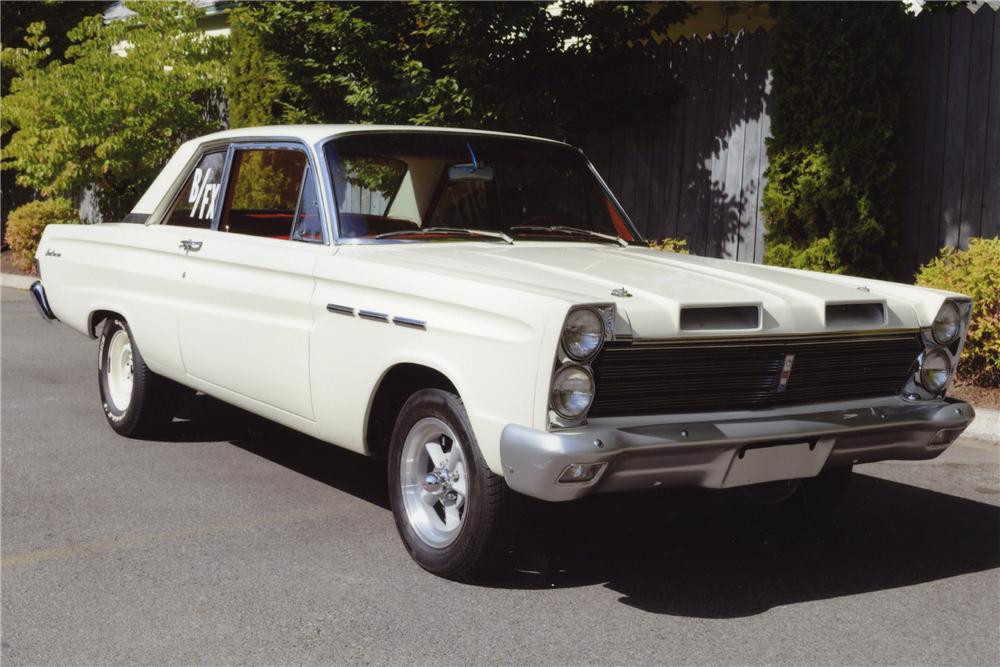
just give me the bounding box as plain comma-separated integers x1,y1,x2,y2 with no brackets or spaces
29,281,57,321
499,396,975,502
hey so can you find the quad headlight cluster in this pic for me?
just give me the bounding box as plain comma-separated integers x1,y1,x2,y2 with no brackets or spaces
549,305,613,424
908,300,969,398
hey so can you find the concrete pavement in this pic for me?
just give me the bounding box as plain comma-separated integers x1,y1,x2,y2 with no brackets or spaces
2,287,998,665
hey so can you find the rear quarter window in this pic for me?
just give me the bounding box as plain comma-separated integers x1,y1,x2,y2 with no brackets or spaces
164,151,226,229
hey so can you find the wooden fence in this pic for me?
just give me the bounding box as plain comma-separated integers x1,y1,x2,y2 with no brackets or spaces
581,28,773,263
901,5,1000,279
587,6,999,281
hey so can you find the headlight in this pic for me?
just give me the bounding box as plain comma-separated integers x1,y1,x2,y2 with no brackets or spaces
561,308,605,360
550,364,595,419
931,301,962,345
919,348,953,393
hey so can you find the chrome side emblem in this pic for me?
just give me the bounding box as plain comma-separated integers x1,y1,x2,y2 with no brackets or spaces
857,285,871,292
776,353,795,392
45,249,61,257
611,287,632,298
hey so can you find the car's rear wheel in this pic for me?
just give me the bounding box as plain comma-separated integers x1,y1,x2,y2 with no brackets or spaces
388,388,512,581
98,318,179,437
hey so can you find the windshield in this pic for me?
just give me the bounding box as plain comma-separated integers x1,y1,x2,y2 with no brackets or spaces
324,132,641,244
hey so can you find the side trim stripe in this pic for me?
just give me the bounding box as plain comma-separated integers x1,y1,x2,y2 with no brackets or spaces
358,310,390,323
392,316,427,330
327,304,425,330
326,304,355,317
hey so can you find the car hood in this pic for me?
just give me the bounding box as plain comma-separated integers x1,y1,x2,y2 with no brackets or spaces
349,242,961,339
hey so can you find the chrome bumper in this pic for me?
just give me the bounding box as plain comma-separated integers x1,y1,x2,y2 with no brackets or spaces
499,397,975,502
29,281,57,321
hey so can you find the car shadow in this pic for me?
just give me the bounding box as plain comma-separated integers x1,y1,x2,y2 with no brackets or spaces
158,393,391,509
157,394,1000,618
501,479,1000,617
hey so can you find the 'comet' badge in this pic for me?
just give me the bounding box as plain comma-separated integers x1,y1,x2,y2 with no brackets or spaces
776,354,795,392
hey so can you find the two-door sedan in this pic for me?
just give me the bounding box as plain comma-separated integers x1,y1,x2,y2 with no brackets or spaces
31,125,975,580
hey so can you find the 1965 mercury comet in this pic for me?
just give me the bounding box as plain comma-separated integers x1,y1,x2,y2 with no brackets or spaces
32,125,976,580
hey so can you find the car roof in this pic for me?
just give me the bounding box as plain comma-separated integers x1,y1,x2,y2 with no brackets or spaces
192,124,567,147
131,125,569,216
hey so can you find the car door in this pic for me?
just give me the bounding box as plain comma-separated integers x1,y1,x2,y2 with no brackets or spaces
114,148,230,376
175,142,330,422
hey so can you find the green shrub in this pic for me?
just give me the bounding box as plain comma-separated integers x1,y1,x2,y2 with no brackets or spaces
762,3,906,278
915,238,1000,387
647,238,689,254
3,198,78,273
2,3,228,221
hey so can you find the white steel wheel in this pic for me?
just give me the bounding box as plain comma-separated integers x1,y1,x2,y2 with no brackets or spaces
105,329,135,412
97,318,180,438
399,417,470,549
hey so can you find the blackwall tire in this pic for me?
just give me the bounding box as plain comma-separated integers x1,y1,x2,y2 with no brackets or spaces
388,388,513,581
97,318,179,438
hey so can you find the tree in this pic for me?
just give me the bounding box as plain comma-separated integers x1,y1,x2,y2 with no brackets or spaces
1,1,229,220
1,1,106,234
228,1,691,141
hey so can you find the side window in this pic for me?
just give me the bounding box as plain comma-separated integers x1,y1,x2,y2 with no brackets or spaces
164,151,226,228
219,148,311,239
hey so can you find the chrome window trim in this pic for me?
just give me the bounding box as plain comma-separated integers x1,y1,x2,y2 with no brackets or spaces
216,140,330,244
319,131,643,246
581,155,644,244
210,143,236,232
148,136,334,246
151,142,229,231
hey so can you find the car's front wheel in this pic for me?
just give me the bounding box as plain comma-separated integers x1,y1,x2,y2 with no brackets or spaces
98,318,179,437
388,388,512,581
741,465,853,516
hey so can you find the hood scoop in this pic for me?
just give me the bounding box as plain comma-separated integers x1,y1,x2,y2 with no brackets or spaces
826,302,886,328
680,305,761,332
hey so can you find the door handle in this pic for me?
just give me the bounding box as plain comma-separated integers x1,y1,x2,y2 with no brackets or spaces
180,239,203,252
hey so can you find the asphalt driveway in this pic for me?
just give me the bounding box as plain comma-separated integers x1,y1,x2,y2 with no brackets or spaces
2,287,998,665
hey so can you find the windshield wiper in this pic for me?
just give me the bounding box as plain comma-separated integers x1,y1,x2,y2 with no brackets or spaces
508,225,628,248
375,227,513,244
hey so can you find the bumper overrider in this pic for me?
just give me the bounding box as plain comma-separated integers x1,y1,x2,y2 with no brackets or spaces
499,396,975,502
29,281,57,321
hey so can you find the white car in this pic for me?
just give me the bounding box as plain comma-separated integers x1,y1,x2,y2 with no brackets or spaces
32,125,975,580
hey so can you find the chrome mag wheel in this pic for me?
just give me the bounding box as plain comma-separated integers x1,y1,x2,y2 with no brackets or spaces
400,417,469,548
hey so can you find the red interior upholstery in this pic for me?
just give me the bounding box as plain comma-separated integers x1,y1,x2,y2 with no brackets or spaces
222,209,418,240
224,210,294,238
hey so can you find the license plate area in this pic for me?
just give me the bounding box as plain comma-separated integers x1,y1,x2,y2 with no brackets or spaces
721,438,832,488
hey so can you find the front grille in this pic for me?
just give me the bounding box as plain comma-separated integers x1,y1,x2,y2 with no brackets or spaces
588,333,924,417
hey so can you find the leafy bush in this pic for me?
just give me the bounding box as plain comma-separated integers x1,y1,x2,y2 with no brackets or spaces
1,2,228,221
915,238,1000,387
762,3,906,278
647,238,689,254
3,198,78,273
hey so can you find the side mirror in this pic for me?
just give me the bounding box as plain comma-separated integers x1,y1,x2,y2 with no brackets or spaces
448,163,495,182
